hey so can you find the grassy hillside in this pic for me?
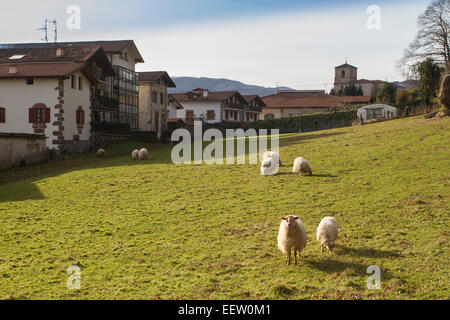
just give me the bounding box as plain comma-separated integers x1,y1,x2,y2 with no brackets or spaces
0,116,448,300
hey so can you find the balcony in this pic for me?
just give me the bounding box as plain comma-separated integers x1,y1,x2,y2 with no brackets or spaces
91,121,130,134
92,95,119,109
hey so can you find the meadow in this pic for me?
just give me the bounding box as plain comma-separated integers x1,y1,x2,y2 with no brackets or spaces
0,116,448,300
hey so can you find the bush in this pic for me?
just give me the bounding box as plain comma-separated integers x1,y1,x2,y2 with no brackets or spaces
244,109,358,132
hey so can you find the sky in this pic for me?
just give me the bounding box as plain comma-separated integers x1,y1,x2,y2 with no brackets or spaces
0,0,430,90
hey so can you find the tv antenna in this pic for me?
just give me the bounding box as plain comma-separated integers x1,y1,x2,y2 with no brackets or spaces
37,19,58,43
49,19,58,43
37,19,48,43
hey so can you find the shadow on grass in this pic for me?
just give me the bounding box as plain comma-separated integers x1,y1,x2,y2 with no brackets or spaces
336,246,402,259
279,131,347,146
304,258,393,281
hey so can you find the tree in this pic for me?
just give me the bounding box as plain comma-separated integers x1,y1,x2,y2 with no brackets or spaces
399,0,450,77
418,58,443,106
337,82,364,96
377,83,398,104
397,90,411,111
437,74,450,116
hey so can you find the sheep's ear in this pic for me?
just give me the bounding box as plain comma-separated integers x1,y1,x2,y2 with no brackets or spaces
281,217,287,221
293,217,300,220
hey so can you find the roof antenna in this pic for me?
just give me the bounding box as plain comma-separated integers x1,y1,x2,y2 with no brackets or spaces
37,19,48,43
49,19,58,43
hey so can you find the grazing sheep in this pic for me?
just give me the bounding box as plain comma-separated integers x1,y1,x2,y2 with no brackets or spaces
317,217,339,253
138,148,149,160
97,149,106,157
263,151,282,167
131,149,139,160
261,158,278,176
277,215,307,266
293,157,312,176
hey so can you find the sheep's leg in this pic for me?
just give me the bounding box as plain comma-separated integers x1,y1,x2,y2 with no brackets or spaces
294,249,298,265
286,248,291,266
321,245,324,254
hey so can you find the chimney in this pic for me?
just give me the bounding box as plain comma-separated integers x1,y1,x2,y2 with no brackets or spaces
56,48,63,57
203,90,208,98
8,65,17,74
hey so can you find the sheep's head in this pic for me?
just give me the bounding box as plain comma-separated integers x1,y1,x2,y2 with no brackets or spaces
282,215,300,229
322,241,336,252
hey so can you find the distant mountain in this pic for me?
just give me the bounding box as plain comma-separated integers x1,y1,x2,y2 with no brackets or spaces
169,77,293,97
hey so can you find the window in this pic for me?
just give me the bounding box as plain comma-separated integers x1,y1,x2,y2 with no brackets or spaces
341,70,346,78
206,110,215,121
29,104,50,123
152,92,158,103
186,110,194,122
264,114,275,120
78,77,83,90
0,108,5,123
71,75,76,89
76,108,85,125
26,79,34,85
160,93,164,105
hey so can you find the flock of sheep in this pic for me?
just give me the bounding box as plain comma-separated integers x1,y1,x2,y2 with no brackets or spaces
262,151,339,265
97,148,337,266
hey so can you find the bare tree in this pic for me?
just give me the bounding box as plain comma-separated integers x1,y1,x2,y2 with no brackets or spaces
399,0,450,78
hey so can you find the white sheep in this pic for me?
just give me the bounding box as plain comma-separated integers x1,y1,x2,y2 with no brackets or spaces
293,157,312,176
131,149,139,160
263,151,282,167
278,215,307,266
97,149,106,157
138,148,149,160
261,158,278,176
316,217,339,253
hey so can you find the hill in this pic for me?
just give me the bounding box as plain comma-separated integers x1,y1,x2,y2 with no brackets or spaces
0,116,449,299
169,76,293,97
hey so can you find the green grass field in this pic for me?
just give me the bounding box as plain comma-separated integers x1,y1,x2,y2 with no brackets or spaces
0,116,449,300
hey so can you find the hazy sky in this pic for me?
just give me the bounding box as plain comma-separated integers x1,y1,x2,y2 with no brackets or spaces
0,0,430,90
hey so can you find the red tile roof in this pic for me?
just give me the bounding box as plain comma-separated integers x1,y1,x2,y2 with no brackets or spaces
0,40,144,63
0,62,85,78
0,45,114,79
263,93,341,109
138,71,176,87
171,91,239,102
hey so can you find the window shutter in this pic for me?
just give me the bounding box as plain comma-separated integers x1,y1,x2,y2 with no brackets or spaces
45,108,51,123
0,108,5,123
82,110,85,124
29,108,36,123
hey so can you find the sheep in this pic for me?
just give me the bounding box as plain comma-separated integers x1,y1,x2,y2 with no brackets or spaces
97,149,106,157
138,148,149,160
261,158,278,176
316,217,339,253
277,215,307,266
131,149,139,160
263,151,282,167
293,157,312,176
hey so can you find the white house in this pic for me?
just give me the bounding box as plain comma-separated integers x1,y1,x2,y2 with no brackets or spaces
168,94,184,120
357,104,398,123
171,88,262,124
0,43,116,153
3,41,145,132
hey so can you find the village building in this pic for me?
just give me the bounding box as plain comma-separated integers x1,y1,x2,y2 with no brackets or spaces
334,61,407,98
2,41,145,133
0,44,116,153
260,90,371,120
171,88,262,124
138,71,176,138
243,95,266,122
357,104,398,123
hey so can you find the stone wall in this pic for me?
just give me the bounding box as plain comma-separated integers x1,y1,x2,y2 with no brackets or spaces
0,133,48,170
